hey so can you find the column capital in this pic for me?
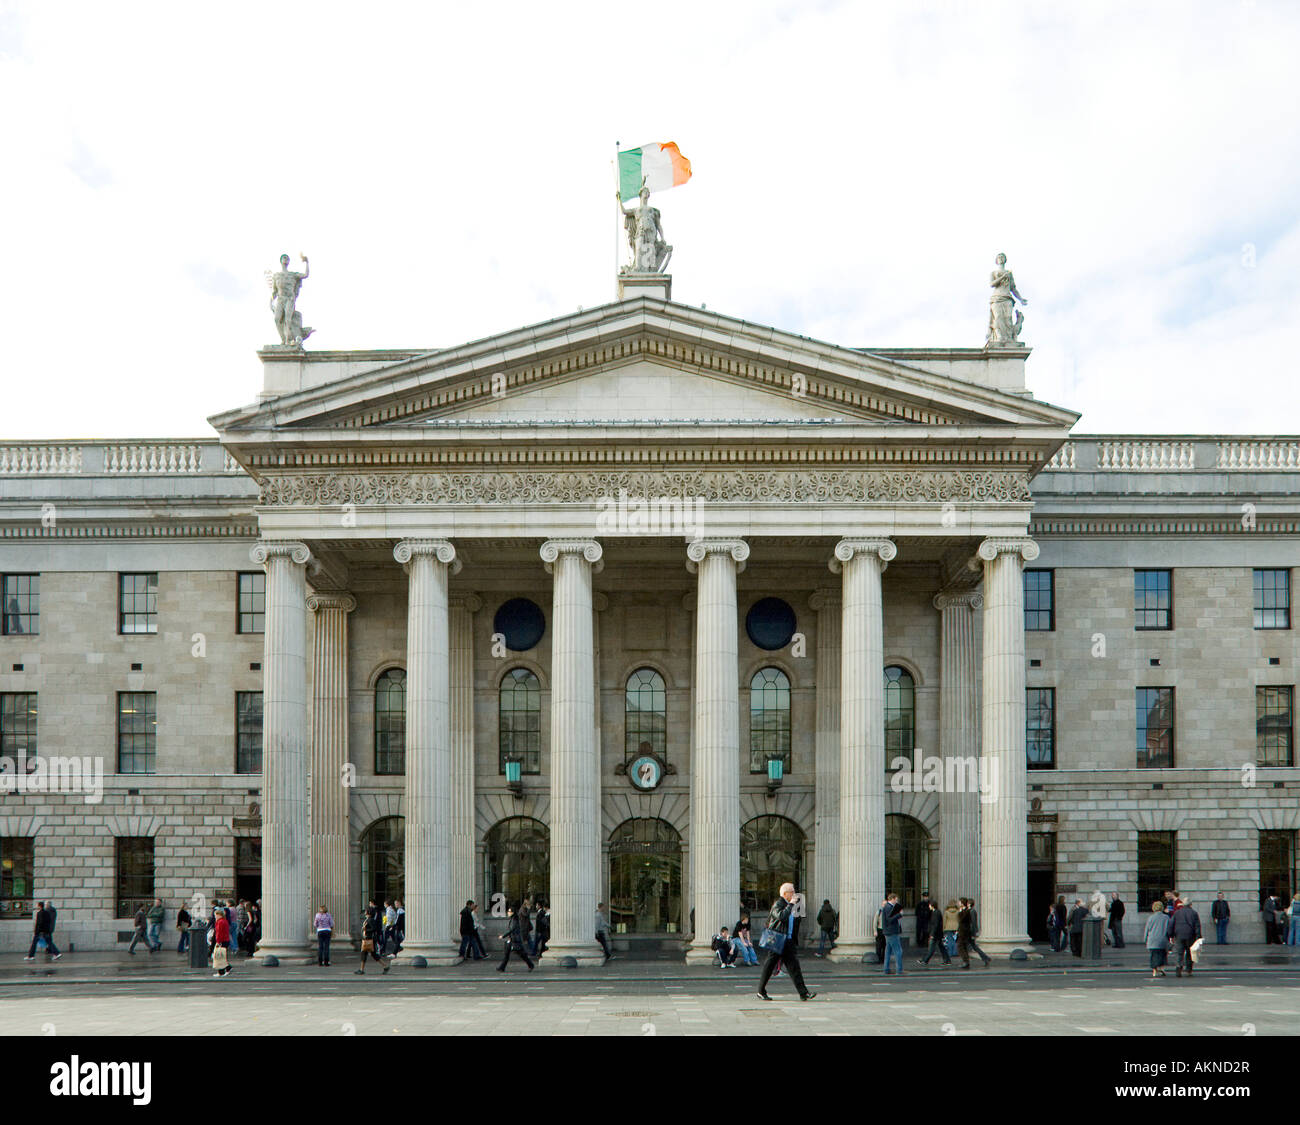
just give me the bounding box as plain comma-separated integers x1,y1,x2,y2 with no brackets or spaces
809,587,840,612
976,536,1040,564
828,537,895,574
450,593,483,613
394,538,461,574
251,539,312,568
932,590,984,612
685,537,748,574
306,592,357,614
540,538,603,573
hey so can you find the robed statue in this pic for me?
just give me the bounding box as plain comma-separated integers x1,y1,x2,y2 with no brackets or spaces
617,185,672,274
268,253,313,348
986,252,1027,346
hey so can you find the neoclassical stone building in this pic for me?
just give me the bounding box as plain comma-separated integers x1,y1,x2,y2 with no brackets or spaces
1,280,1297,957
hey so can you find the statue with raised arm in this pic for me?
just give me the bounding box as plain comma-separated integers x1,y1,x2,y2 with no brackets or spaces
986,252,1027,346
617,184,672,274
268,252,313,348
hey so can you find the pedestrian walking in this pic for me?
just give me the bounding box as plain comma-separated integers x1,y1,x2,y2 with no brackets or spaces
146,898,165,951
712,926,737,967
1172,896,1201,977
1144,899,1172,977
235,900,250,955
914,892,932,951
379,898,396,957
1107,892,1126,948
355,903,391,975
756,881,815,1002
176,904,192,954
1263,893,1283,945
815,899,837,956
1067,898,1089,957
957,898,992,968
393,899,405,954
128,904,150,954
1287,897,1300,946
458,900,484,961
943,898,960,959
595,902,614,962
314,905,334,966
880,893,904,975
497,904,535,972
1053,895,1068,952
519,897,534,956
918,897,952,966
873,903,886,965
1046,902,1062,952
1211,893,1230,944
733,912,759,965
210,908,232,977
533,899,550,957
24,900,62,961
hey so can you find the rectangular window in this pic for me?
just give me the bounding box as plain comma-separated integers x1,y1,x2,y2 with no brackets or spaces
1,574,39,636
1259,830,1297,908
0,692,37,759
1024,569,1055,632
118,573,158,634
236,692,263,773
0,836,35,918
1136,687,1175,768
115,837,154,918
1027,687,1056,768
1134,569,1173,630
1254,569,1291,630
1136,830,1176,911
117,691,157,774
1257,686,1294,767
237,572,266,634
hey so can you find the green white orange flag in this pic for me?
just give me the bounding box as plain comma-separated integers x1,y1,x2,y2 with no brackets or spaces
618,142,692,197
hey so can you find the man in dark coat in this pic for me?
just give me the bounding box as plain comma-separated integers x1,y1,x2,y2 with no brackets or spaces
1067,898,1089,957
1171,896,1202,976
1211,893,1230,944
918,898,952,966
958,898,993,967
756,883,815,1002
1107,893,1126,948
496,904,534,972
458,900,481,961
25,901,61,960
1262,894,1281,944
915,893,932,951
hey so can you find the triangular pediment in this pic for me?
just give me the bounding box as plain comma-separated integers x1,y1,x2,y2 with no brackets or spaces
210,298,1080,437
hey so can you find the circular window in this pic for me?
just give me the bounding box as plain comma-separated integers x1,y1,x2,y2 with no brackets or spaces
745,597,796,651
493,597,546,652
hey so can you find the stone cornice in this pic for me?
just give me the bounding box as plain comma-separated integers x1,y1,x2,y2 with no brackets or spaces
260,468,1033,507
0,521,257,540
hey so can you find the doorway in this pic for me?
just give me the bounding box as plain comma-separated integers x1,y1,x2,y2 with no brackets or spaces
608,819,682,934
1027,831,1056,942
235,836,262,904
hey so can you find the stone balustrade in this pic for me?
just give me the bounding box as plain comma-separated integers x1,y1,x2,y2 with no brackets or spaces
0,440,243,475
1040,438,1300,474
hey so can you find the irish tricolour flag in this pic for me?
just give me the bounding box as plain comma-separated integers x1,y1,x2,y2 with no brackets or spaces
618,142,692,197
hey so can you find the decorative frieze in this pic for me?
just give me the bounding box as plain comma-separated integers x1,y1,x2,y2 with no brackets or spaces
259,468,1033,507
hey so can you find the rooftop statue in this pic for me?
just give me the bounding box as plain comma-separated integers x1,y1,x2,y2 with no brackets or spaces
617,185,672,275
268,252,313,348
986,252,1027,347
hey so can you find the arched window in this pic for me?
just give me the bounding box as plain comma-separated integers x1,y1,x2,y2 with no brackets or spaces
374,668,406,776
484,817,549,909
749,667,791,774
360,816,404,906
884,666,915,770
608,818,682,933
740,815,805,915
625,668,667,765
885,814,932,909
499,668,541,774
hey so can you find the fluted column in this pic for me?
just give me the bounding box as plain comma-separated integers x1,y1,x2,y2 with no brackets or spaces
251,540,312,961
449,593,481,943
810,588,841,914
933,590,983,908
684,538,749,965
540,539,604,966
978,537,1038,954
394,538,459,964
829,537,895,963
307,591,356,942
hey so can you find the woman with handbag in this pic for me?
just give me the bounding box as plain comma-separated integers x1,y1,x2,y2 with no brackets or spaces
497,904,535,972
176,905,191,954
1145,899,1172,978
355,904,390,975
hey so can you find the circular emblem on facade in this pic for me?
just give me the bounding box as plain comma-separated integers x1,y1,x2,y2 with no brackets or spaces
493,597,546,651
628,754,664,791
745,597,797,651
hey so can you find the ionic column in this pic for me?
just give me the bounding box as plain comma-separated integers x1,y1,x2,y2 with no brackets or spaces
933,590,983,909
540,539,604,966
394,538,459,964
977,536,1038,954
251,540,313,961
829,537,895,963
809,588,841,914
307,591,356,943
449,593,482,944
684,538,749,965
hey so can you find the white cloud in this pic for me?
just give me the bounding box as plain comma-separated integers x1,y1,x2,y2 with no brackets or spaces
0,0,1296,437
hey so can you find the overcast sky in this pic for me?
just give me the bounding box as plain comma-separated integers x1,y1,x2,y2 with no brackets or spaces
1,0,1296,439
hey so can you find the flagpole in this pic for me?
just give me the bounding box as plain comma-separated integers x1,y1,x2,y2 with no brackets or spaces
613,140,621,279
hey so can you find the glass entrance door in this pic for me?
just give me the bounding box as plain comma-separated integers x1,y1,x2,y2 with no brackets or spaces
608,819,682,934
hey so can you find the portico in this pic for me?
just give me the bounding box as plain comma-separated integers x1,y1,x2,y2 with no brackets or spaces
213,297,1077,961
